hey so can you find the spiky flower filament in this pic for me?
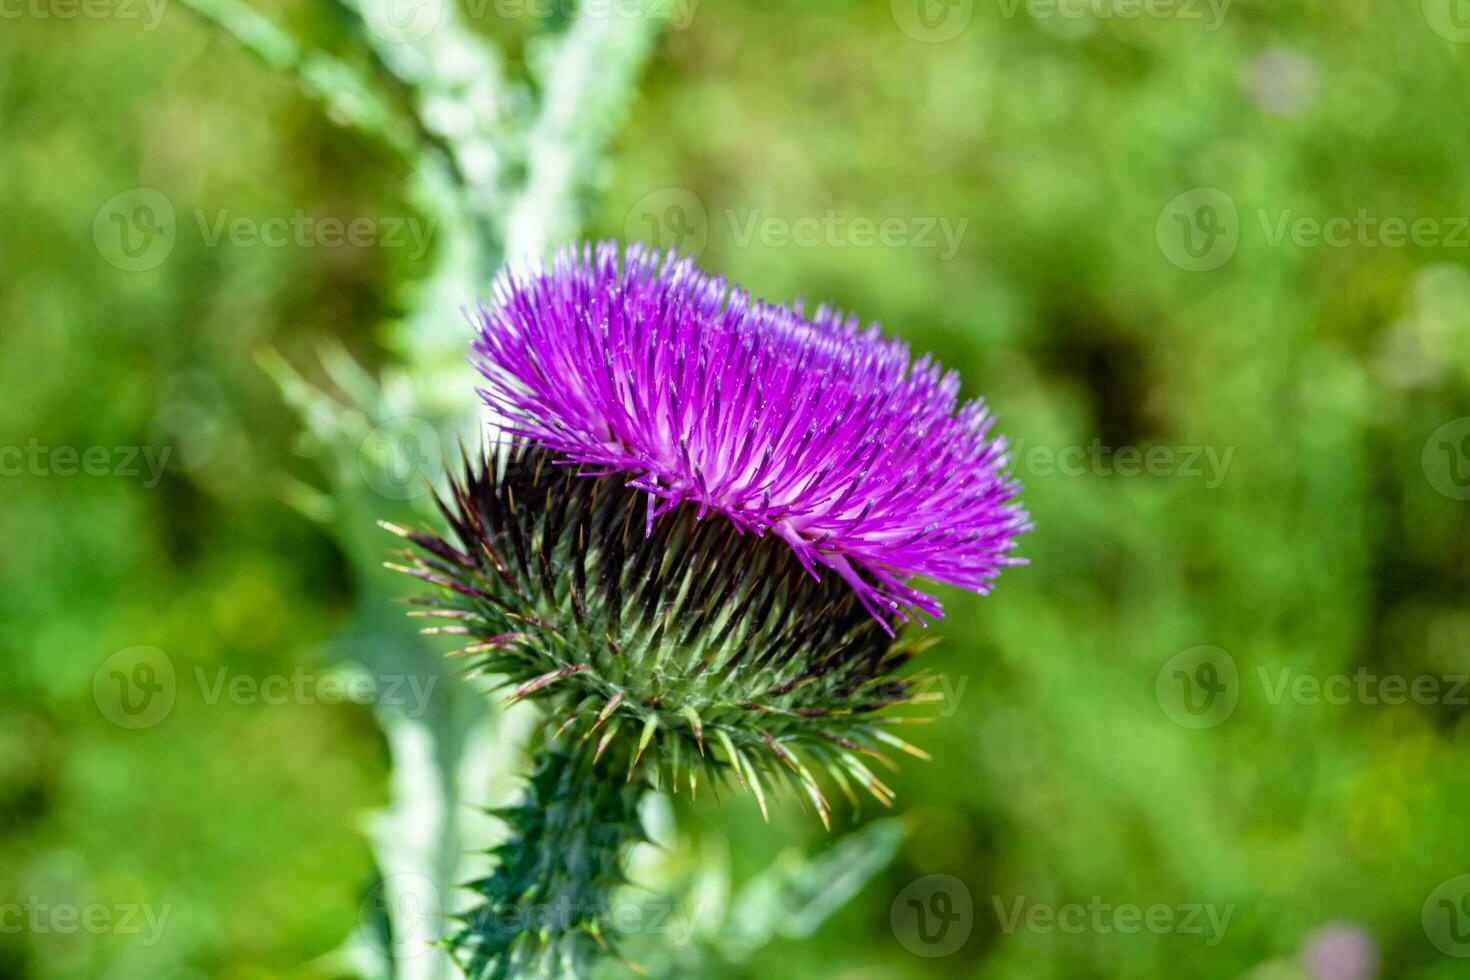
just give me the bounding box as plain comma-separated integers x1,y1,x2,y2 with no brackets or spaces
472,241,1029,623
387,445,937,824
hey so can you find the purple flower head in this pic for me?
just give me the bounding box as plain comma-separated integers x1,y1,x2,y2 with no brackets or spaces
471,241,1028,625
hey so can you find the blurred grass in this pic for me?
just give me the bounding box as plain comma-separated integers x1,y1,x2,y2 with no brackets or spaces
3,0,1470,978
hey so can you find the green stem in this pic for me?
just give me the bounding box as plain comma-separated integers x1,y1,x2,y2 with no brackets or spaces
452,735,649,979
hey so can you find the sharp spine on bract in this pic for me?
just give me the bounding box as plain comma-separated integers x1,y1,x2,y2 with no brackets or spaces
387,437,968,975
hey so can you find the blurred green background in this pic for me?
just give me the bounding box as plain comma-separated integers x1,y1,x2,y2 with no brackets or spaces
4,0,1470,977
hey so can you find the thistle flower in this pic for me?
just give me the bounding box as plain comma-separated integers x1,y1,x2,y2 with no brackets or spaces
471,241,1028,623
388,242,1029,978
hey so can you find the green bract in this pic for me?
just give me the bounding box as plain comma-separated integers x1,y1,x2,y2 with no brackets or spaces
388,445,936,824
389,444,940,976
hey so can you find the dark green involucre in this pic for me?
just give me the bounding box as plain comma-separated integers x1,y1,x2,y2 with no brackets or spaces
387,445,937,975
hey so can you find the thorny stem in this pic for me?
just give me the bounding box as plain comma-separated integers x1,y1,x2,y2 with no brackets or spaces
451,733,649,979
